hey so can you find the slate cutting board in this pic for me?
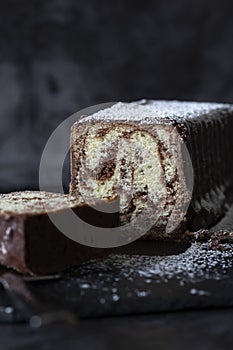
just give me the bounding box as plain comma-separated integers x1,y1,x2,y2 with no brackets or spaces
0,207,233,322
26,241,233,319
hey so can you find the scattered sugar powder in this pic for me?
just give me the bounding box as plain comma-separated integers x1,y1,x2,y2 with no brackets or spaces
63,243,233,304
78,243,233,283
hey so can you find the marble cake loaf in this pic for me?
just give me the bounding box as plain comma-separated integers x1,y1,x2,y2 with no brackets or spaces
70,100,233,238
0,191,116,274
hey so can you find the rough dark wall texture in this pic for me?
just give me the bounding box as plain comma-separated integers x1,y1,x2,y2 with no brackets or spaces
0,0,233,192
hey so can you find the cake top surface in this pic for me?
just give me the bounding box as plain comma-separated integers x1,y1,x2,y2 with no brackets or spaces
78,99,232,125
0,191,81,216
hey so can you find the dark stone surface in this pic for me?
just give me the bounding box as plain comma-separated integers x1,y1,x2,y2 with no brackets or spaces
13,241,233,319
0,236,233,348
0,309,232,350
0,206,232,347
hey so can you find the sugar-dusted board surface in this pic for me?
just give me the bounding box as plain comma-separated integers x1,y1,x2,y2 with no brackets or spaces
0,206,233,322
23,241,233,319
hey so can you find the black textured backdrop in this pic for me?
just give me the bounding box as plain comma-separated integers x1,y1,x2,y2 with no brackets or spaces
0,0,233,192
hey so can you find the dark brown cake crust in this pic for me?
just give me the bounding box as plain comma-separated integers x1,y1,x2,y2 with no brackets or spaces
0,192,117,275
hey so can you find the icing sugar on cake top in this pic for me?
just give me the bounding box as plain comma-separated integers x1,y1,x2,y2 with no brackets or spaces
80,99,232,124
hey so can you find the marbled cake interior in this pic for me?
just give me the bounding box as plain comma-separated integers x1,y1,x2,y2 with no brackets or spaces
71,105,193,236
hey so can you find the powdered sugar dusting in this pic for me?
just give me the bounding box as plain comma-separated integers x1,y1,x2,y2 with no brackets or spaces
62,243,233,305
79,100,233,125
94,243,233,284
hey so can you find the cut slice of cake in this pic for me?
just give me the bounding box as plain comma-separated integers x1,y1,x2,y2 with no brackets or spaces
0,191,114,274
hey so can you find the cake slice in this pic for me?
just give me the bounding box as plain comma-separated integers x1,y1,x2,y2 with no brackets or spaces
0,191,115,274
70,100,233,238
